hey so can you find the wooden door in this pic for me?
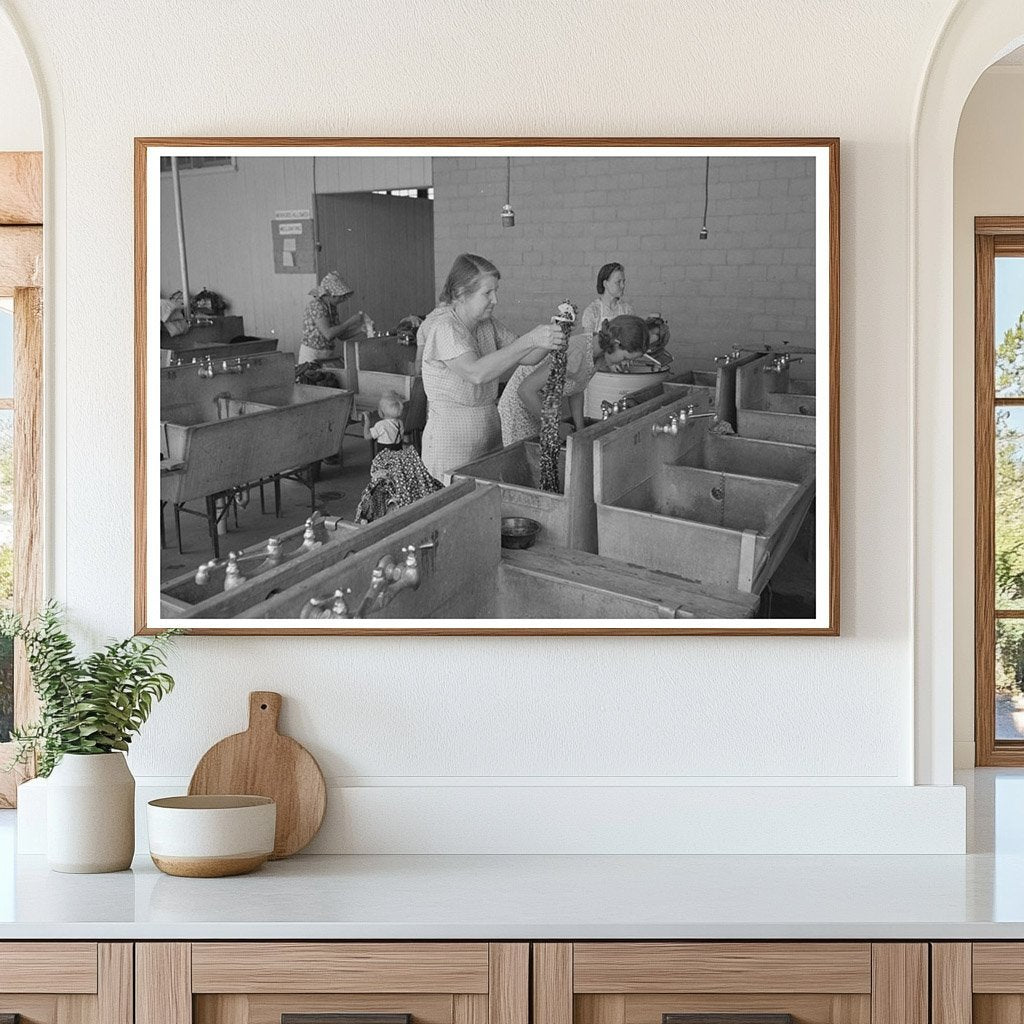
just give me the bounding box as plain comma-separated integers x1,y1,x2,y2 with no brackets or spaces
315,192,435,333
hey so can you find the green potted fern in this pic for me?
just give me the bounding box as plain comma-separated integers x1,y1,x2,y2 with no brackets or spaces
2,603,179,873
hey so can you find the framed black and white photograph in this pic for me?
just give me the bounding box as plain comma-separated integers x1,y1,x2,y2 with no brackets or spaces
135,138,838,635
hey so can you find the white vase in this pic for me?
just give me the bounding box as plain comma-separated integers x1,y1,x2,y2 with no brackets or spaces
46,752,135,873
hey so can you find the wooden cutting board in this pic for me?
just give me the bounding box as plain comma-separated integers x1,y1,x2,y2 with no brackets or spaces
188,691,326,859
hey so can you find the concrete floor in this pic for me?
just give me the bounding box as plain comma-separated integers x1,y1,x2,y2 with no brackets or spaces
160,433,375,584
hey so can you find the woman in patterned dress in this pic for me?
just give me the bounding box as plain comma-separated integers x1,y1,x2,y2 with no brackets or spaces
298,271,366,365
416,254,565,480
498,315,651,446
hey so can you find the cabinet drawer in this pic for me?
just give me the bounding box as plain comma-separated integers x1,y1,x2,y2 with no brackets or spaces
534,944,926,1024
572,944,872,994
139,943,528,1024
0,942,98,993
191,944,490,993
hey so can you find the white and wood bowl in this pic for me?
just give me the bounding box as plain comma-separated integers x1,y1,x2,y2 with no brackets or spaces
147,795,276,877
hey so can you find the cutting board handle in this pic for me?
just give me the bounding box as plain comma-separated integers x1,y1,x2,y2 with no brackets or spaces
248,691,282,734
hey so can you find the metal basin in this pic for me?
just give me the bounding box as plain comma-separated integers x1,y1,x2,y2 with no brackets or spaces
787,379,816,396
161,384,350,505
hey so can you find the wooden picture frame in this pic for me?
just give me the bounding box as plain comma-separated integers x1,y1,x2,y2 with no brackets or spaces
135,137,839,636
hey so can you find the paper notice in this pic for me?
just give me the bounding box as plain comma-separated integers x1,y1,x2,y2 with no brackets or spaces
283,237,297,252
282,251,295,268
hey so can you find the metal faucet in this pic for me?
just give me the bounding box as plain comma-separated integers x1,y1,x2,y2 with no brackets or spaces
764,353,804,374
651,404,718,436
192,513,346,589
601,398,633,419
197,355,247,379
358,545,423,616
714,345,744,366
300,588,353,620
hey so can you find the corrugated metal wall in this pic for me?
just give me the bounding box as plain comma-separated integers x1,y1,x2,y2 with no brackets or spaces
159,156,432,352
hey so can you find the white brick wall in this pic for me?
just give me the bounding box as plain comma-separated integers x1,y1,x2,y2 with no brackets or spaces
432,156,816,370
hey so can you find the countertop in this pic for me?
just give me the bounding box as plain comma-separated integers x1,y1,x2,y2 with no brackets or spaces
1,849,1024,941
2,769,1023,941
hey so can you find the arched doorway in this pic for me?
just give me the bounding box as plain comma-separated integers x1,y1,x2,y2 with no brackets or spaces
914,1,1024,784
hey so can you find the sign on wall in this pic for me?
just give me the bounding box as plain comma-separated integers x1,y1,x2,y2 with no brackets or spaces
271,210,315,274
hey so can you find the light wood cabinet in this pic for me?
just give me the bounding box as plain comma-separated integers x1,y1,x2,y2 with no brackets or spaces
136,944,528,1024
0,942,132,1024
532,943,928,1024
932,943,1024,1024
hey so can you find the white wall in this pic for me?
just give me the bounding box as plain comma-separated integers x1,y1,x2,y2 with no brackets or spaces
952,67,1024,767
0,9,39,151
0,0,977,853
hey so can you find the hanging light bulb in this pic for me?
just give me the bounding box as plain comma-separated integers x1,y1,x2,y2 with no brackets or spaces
501,157,515,227
699,156,710,240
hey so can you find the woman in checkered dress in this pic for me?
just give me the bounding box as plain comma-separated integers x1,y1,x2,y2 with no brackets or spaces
416,254,566,480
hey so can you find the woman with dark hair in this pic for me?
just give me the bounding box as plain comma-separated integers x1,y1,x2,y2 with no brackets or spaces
579,263,634,338
499,315,650,445
416,253,565,479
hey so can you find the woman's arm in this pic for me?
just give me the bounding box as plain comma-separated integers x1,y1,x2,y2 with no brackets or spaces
516,361,551,421
443,324,563,386
568,391,585,432
314,309,364,342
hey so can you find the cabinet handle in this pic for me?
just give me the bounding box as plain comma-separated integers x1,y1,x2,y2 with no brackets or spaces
664,1016,794,1024
283,1016,411,1024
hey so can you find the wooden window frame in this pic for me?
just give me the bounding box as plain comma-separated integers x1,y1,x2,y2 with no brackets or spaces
0,151,43,806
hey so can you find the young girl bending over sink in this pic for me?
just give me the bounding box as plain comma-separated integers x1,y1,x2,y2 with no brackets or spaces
498,315,650,446
355,392,442,524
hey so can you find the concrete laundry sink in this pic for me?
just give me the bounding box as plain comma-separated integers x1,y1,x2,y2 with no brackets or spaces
673,431,813,483
219,482,759,622
733,352,818,446
160,383,351,507
451,388,693,551
594,403,816,594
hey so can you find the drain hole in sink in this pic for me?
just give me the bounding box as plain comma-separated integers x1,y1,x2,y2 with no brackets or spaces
710,485,725,501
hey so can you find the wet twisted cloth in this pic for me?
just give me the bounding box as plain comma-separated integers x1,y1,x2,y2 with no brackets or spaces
354,446,443,524
538,301,578,492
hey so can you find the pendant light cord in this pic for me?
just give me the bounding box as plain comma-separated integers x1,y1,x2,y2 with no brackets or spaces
702,156,710,228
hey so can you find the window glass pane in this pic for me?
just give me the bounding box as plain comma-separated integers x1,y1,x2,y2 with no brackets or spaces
997,407,1024,610
0,409,11,743
0,306,13,398
996,256,1024,397
997,620,1024,740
